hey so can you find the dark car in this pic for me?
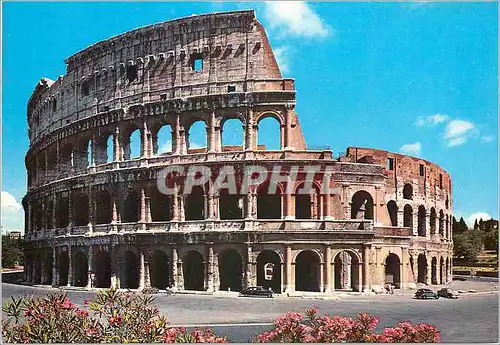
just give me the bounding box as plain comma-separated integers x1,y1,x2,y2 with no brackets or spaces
414,288,439,299
239,286,274,298
437,288,459,299
452,275,467,281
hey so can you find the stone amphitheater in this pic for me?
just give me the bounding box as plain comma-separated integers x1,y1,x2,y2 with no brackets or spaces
23,10,453,294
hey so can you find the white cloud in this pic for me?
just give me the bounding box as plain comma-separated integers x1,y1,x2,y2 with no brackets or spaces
444,119,475,139
447,136,467,147
466,212,492,228
481,135,494,143
399,142,421,156
1,191,24,234
264,1,331,38
273,46,291,74
415,113,449,127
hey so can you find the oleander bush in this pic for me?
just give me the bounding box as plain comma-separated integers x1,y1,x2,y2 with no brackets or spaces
1,288,227,343
254,307,440,343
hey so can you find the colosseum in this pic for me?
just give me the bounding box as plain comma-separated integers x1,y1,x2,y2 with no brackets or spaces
23,10,453,294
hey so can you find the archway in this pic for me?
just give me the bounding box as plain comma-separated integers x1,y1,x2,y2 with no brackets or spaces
74,251,88,287
430,208,437,235
294,182,320,219
431,257,437,285
94,251,111,288
184,186,205,220
58,251,69,286
44,252,53,285
257,182,282,219
350,191,374,220
334,250,360,291
219,249,243,291
221,118,244,151
219,190,243,220
34,254,42,284
403,204,413,228
417,253,427,284
417,206,426,236
183,251,205,291
403,184,413,200
72,191,89,226
295,250,321,292
150,188,172,221
121,251,139,289
186,120,207,153
95,190,112,224
257,116,281,150
149,250,170,289
387,201,398,226
385,253,401,288
122,190,139,223
256,250,282,293
154,124,173,155
440,257,444,285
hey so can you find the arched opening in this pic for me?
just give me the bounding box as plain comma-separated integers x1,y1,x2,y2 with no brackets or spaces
183,250,205,291
417,253,427,284
431,257,437,285
95,191,112,224
56,194,69,228
129,129,141,159
44,252,53,285
439,257,444,285
439,210,444,236
295,250,321,292
87,140,92,167
257,182,282,219
121,251,139,289
403,204,413,229
350,191,374,220
430,207,437,235
334,251,360,291
186,120,207,153
184,186,205,220
149,250,170,289
256,250,281,293
221,118,244,151
150,188,172,222
219,190,243,220
122,190,139,223
418,206,426,236
94,251,111,288
154,124,173,155
294,182,320,220
403,184,413,200
61,143,74,168
357,155,374,164
257,116,281,150
445,215,449,238
74,251,88,287
58,251,69,286
106,135,114,163
45,198,54,229
34,254,42,284
72,191,89,226
219,249,243,291
387,201,398,226
385,253,401,289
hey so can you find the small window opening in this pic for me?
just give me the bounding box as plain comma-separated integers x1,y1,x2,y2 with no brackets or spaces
52,99,57,112
160,94,167,100
192,54,203,72
126,65,138,83
228,85,236,93
387,157,394,171
419,164,425,177
439,174,443,188
82,81,90,96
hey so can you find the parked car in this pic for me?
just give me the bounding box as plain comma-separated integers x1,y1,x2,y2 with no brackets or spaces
414,288,439,299
437,288,459,299
239,286,274,298
452,275,468,281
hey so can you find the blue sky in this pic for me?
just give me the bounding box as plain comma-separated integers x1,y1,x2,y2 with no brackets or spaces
2,2,498,233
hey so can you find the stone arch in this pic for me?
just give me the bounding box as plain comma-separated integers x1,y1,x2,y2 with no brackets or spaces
121,250,139,289
350,190,374,220
295,250,321,292
150,187,172,221
387,200,398,226
417,205,426,236
95,190,112,224
384,253,401,288
334,250,360,291
186,119,207,153
256,250,282,293
94,250,111,288
430,207,437,235
219,189,243,220
219,248,243,291
439,210,445,236
149,250,170,289
122,189,139,223
294,181,321,219
431,257,438,285
182,250,205,291
221,117,245,150
74,251,88,287
257,181,282,219
153,124,173,155
357,155,375,164
58,251,69,286
56,193,69,228
184,185,205,220
403,204,413,228
417,253,427,284
403,184,413,200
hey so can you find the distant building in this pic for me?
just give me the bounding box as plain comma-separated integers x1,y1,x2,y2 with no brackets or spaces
7,231,21,240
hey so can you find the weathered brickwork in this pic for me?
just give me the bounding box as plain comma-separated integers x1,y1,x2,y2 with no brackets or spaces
23,10,452,293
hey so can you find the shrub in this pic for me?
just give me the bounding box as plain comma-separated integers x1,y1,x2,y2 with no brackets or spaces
254,307,440,343
2,288,227,343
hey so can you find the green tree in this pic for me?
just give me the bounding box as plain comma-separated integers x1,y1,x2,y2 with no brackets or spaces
453,229,484,261
1,236,23,268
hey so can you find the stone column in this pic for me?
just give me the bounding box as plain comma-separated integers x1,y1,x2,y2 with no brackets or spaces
401,248,408,289
142,121,152,158
87,246,93,289
114,126,121,161
397,210,404,228
283,105,293,149
285,245,293,292
140,188,147,230
207,244,214,292
111,193,119,223
139,250,146,289
284,193,293,220
208,110,216,153
207,194,214,220
27,202,32,235
173,113,181,155
246,244,256,288
325,246,332,293
172,247,179,290
363,244,371,292
426,255,432,285
319,262,325,292
324,194,331,220
52,247,58,287
245,107,255,151
67,189,74,228
172,182,179,221
67,246,73,287
87,186,94,233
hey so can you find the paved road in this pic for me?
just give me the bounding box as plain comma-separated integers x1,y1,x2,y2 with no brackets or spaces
2,283,498,343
